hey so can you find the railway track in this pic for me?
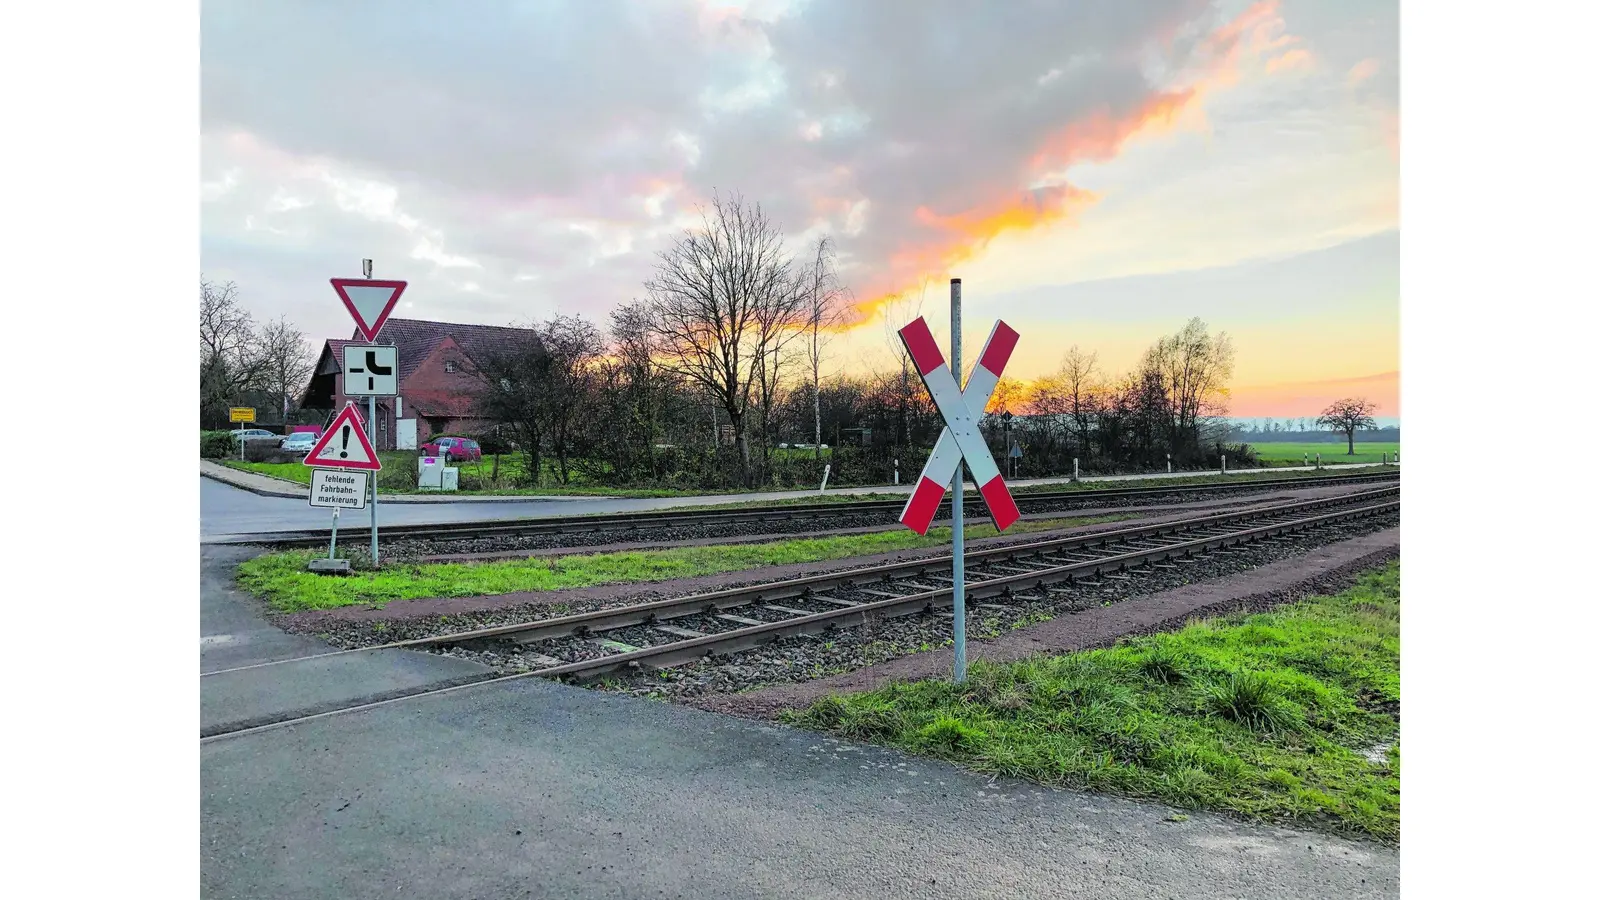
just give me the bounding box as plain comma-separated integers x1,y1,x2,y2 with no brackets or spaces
215,469,1399,547
424,487,1398,678
201,487,1398,741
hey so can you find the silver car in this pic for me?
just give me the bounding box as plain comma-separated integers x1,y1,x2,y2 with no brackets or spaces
279,432,319,453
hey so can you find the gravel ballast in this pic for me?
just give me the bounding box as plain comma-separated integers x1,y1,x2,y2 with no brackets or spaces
684,526,1400,720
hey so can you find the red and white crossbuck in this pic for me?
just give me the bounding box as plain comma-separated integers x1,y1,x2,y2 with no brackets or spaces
897,316,1022,535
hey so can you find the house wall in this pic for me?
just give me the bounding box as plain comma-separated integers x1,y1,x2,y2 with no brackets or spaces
396,337,491,444
319,336,496,450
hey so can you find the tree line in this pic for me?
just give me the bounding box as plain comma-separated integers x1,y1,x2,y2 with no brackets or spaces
471,193,1252,489
201,189,1379,485
199,278,315,430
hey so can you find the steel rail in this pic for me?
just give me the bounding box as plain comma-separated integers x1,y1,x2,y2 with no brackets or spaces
526,498,1399,678
198,486,1395,679
213,470,1399,546
419,487,1397,649
199,493,1397,740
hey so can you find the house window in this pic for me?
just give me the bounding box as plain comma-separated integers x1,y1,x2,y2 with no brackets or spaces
444,361,457,373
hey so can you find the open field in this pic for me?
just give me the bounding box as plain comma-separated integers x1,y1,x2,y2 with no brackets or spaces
238,514,1132,612
786,562,1401,841
1250,442,1399,466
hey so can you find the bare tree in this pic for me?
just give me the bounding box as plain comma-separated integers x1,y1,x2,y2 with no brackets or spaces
878,281,929,449
1316,397,1379,455
537,316,604,483
199,278,266,427
257,315,315,424
1144,317,1235,459
801,236,849,459
644,191,799,484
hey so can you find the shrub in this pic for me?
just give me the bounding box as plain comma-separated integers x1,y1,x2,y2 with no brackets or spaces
200,431,233,459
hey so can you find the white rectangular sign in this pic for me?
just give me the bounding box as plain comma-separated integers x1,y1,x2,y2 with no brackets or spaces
310,468,370,510
344,345,398,396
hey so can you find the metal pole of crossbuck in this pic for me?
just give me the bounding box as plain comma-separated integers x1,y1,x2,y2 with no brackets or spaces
950,278,967,684
369,395,379,564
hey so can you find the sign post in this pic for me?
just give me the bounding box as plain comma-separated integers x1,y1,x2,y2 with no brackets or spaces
896,284,1021,683
303,399,385,570
230,407,255,460
330,267,407,566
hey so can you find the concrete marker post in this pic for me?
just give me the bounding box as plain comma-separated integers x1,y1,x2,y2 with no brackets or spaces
1221,454,1227,475
950,278,967,684
1166,453,1172,474
820,463,831,493
893,458,899,485
1073,458,1079,482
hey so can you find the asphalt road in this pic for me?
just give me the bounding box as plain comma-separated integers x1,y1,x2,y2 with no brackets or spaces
201,477,591,538
202,676,1398,899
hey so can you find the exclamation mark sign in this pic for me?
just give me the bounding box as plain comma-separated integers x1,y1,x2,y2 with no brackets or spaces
339,425,350,459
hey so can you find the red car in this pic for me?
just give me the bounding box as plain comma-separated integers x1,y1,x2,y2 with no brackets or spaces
420,436,482,462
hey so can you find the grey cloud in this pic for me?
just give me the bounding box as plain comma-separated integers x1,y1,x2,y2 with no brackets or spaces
202,0,1300,332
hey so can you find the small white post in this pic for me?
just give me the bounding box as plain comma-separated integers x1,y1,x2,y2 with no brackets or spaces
1072,458,1079,482
1303,453,1308,467
1166,453,1172,474
820,463,831,493
893,458,899,485
1316,452,1321,470
1221,454,1227,475
1395,450,1400,465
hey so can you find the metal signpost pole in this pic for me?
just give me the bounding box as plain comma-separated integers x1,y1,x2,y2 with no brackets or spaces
365,259,380,567
330,507,339,560
950,278,967,684
369,394,379,564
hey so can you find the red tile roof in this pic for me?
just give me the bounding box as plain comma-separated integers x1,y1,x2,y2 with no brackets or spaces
345,318,541,383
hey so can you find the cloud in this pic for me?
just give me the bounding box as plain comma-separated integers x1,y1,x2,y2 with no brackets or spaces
201,0,1325,341
1348,57,1381,85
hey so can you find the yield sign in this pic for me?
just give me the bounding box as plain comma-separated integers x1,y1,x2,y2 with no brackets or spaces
331,278,408,342
303,404,383,471
898,316,1021,535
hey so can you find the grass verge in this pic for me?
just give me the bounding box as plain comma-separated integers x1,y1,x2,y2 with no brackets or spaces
784,562,1401,841
239,514,1133,613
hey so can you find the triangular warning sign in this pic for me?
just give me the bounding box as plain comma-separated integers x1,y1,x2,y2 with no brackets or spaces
303,405,383,471
331,278,407,342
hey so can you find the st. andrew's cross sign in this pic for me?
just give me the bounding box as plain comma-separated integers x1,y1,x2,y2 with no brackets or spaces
896,316,1022,535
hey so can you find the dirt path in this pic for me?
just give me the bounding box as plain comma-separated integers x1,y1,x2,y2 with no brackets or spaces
687,527,1399,720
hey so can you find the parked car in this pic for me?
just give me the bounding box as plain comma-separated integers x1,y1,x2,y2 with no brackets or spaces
420,436,482,462
279,432,319,454
230,429,278,444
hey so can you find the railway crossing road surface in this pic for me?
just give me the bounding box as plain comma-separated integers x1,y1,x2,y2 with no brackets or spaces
201,675,1398,899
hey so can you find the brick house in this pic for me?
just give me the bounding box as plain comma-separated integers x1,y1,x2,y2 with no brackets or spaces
300,318,542,451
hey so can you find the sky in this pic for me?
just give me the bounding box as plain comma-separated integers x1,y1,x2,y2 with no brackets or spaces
200,0,1400,419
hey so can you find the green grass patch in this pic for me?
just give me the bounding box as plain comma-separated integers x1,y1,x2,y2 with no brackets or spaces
784,563,1402,841
238,514,1133,613
1249,442,1399,467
